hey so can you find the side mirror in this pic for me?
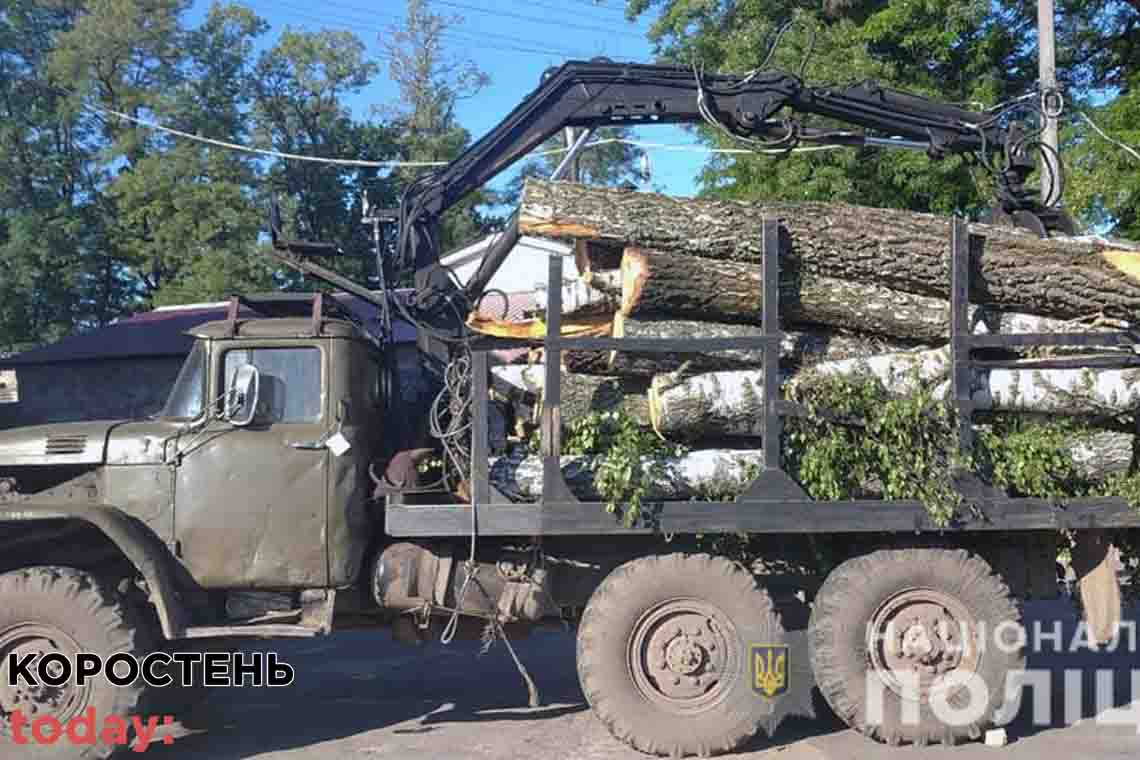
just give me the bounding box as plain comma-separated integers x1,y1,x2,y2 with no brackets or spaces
224,364,260,427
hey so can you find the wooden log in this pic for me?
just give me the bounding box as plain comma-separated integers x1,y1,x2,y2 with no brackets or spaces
534,278,617,318
650,370,769,439
803,347,1140,416
573,239,624,279
489,447,766,502
519,178,1140,323
491,364,651,427
938,367,1140,417
609,315,921,377
654,353,1140,440
563,348,612,375
620,247,956,342
583,268,622,295
619,247,1130,345
1066,432,1134,481
548,373,651,428
610,314,767,376
799,347,954,396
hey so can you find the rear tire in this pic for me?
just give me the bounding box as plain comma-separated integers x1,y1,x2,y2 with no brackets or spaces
809,549,1024,746
577,553,784,757
0,566,149,759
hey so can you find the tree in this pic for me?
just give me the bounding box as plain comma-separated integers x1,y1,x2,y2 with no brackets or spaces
108,4,275,306
1056,0,1140,238
251,27,400,287
0,1,97,352
1065,79,1140,239
381,0,496,251
624,0,1139,234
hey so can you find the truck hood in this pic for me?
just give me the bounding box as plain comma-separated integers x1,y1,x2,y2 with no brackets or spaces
0,419,186,467
0,421,124,466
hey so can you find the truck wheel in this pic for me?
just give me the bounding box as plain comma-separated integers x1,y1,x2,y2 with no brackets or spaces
0,567,148,759
577,553,784,757
809,549,1024,746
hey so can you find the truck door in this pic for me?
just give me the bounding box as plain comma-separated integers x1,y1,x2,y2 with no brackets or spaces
174,343,329,588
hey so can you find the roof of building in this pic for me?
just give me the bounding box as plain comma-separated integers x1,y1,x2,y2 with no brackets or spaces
441,235,572,293
0,292,417,367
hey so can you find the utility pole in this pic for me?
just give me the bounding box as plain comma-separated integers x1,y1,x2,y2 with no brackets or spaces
1038,0,1060,204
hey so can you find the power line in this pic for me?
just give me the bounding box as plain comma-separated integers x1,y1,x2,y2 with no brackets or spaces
505,0,633,17
429,0,646,41
492,0,632,21
86,102,448,168
80,102,846,167
1078,112,1140,164
268,1,613,61
532,137,846,157
332,0,640,57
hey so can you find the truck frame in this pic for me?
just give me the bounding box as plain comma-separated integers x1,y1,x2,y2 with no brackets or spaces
1,60,1138,759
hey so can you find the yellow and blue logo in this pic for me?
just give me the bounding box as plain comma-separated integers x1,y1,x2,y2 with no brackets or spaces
750,644,789,699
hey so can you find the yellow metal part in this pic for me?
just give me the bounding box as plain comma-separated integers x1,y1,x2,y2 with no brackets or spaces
465,313,611,339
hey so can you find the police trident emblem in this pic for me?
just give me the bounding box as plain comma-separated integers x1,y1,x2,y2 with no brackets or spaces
751,644,789,699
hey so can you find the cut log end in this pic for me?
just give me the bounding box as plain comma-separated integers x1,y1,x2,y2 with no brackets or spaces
620,247,650,316
518,213,602,240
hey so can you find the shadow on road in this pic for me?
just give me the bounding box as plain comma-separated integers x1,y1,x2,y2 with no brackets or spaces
144,601,1140,758
146,629,589,759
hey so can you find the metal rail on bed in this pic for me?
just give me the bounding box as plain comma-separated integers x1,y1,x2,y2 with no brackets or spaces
386,218,1140,537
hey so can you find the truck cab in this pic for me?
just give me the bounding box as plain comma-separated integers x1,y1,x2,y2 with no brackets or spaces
159,316,384,592
0,314,390,636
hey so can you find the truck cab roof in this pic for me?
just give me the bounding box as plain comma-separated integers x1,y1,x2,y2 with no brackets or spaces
188,317,366,341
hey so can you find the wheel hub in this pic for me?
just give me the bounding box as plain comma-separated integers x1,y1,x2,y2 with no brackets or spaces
629,599,738,710
664,635,706,676
868,588,980,702
0,624,90,726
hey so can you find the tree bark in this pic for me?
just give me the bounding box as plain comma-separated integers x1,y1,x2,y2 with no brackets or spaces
650,370,770,439
610,315,768,376
652,354,1140,440
1066,432,1134,481
492,364,651,427
618,247,1120,345
946,367,1140,417
563,348,612,375
801,347,1140,417
620,247,958,342
520,178,1140,322
609,315,914,377
541,373,651,428
489,447,765,502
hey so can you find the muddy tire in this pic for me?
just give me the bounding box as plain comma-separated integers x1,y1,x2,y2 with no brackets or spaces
809,549,1024,746
0,567,149,759
577,553,784,757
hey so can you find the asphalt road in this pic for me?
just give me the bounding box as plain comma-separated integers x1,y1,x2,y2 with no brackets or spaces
143,600,1140,760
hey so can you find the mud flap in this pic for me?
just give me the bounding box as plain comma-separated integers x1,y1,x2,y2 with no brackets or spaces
1073,529,1122,647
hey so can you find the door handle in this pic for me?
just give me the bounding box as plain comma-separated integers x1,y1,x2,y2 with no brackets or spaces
288,434,329,451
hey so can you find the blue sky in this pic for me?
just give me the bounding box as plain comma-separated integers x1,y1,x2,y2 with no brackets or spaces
188,0,708,196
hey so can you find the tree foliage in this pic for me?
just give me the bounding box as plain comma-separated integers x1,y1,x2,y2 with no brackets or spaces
381,0,495,251
625,0,1139,234
0,0,496,352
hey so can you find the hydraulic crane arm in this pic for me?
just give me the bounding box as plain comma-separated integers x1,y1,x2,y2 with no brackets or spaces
392,60,1065,328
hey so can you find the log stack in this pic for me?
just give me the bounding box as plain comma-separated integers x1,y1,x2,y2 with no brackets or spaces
482,179,1140,501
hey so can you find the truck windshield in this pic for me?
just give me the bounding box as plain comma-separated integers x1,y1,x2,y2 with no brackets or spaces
161,342,206,420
